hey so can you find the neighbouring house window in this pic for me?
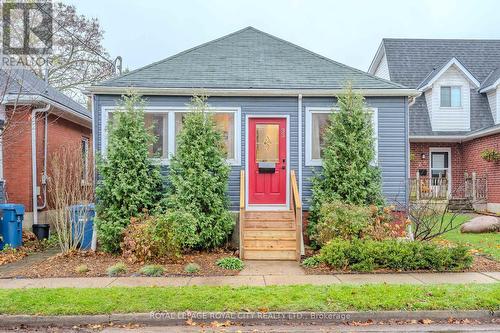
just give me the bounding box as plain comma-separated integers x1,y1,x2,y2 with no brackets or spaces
144,113,168,159
430,151,449,179
306,108,378,166
440,86,461,107
81,137,89,182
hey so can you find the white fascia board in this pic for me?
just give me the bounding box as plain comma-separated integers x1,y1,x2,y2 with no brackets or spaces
418,58,481,92
410,125,500,143
367,41,386,75
86,86,420,97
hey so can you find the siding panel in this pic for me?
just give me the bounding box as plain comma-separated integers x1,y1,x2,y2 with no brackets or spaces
94,94,408,211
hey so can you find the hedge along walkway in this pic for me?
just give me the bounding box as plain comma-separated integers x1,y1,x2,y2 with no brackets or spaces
0,271,499,289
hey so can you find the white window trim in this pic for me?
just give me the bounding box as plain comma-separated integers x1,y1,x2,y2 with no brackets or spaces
440,86,462,108
429,147,452,196
305,106,378,166
101,106,242,166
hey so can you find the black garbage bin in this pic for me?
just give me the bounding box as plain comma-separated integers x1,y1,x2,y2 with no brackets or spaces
32,224,50,240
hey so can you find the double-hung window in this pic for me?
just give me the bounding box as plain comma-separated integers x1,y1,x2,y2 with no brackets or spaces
305,107,378,166
440,86,461,107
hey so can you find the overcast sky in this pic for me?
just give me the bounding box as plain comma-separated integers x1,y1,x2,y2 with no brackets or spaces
63,0,500,73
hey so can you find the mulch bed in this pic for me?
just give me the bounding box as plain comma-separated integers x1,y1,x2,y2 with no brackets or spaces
302,254,500,275
0,232,51,266
4,248,240,278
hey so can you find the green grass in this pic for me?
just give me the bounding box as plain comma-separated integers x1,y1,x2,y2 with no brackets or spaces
0,284,498,315
437,214,500,260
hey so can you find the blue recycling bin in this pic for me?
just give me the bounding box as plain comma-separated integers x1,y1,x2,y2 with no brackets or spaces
0,204,24,250
70,204,95,250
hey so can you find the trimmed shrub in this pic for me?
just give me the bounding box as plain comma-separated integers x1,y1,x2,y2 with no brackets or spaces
319,239,473,272
301,256,321,268
107,262,127,276
75,264,89,274
313,202,404,246
167,96,234,249
216,257,244,270
185,263,200,274
121,213,184,263
314,201,371,245
139,265,165,277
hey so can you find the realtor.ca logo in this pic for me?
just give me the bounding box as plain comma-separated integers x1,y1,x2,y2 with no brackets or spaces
1,0,53,66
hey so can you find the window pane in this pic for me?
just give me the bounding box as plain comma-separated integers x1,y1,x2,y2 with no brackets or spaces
451,87,461,107
256,124,279,163
311,113,330,160
213,113,235,159
431,152,448,178
144,113,168,159
440,87,451,107
174,112,188,148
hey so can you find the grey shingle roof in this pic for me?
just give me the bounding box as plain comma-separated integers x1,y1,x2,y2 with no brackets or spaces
381,39,500,136
95,27,404,90
0,68,89,118
480,67,500,90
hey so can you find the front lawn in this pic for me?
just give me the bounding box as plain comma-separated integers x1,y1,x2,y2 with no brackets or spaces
438,214,500,261
0,284,498,315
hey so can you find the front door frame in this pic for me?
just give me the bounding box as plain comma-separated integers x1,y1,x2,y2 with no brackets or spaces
429,147,452,197
245,114,290,211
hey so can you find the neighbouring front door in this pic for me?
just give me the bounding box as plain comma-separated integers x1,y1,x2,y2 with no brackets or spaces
248,118,287,205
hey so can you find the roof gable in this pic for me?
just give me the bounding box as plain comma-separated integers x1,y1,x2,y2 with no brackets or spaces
0,68,89,118
381,38,500,89
96,27,404,90
479,67,500,92
417,57,480,91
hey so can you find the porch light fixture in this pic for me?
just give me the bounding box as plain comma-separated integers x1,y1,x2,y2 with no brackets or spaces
421,153,426,160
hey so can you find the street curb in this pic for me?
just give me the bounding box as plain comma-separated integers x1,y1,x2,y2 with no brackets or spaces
0,310,498,327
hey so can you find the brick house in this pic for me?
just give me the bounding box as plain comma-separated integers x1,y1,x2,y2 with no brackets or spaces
369,39,500,213
0,69,92,228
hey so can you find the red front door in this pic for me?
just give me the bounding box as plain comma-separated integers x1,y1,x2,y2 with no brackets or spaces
248,118,287,205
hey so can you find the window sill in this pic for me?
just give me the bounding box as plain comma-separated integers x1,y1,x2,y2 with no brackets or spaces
305,159,323,167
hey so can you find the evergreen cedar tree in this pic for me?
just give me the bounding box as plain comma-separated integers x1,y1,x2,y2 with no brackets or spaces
166,96,234,249
95,94,163,253
308,86,384,241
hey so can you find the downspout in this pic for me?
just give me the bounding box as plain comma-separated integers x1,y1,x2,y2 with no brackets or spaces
37,112,48,210
31,104,50,225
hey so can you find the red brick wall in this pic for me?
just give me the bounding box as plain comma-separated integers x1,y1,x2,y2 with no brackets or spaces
2,106,91,212
462,132,500,204
410,133,500,207
410,142,464,193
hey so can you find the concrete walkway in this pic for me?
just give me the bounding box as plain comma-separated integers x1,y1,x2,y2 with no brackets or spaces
0,271,498,289
0,247,59,278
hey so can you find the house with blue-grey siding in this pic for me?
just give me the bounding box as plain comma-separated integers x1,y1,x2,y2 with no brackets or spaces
89,27,418,260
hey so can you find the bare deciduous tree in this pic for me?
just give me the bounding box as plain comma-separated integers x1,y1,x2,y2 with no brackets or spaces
48,143,94,253
1,2,116,104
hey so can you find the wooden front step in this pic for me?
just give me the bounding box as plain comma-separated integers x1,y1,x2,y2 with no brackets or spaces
243,249,297,260
242,210,298,260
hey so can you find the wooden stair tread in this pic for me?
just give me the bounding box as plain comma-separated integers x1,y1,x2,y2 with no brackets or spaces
243,246,295,251
243,237,296,241
244,227,295,231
